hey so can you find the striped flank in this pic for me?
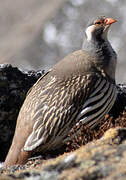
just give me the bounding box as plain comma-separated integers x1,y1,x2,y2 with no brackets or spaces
76,78,117,128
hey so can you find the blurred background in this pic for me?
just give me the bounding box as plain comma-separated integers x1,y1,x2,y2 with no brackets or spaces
0,0,125,82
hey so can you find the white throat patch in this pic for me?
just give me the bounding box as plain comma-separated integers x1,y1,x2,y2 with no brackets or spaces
85,25,95,41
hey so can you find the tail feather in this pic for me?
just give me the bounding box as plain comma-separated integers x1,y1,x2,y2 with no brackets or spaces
4,145,32,167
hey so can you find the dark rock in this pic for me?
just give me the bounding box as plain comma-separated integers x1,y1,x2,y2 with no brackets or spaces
0,64,44,161
8,171,41,180
110,84,126,118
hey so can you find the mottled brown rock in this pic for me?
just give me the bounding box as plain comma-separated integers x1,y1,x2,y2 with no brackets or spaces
1,127,126,180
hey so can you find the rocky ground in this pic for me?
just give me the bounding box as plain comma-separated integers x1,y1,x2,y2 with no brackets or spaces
0,64,126,179
1,127,126,180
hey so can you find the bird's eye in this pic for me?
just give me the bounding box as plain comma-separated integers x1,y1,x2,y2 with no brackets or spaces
95,21,101,24
95,21,101,25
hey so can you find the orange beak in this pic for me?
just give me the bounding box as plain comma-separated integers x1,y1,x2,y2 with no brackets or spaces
104,18,117,25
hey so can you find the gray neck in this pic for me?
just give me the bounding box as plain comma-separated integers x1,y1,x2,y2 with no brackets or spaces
82,35,117,62
82,36,117,81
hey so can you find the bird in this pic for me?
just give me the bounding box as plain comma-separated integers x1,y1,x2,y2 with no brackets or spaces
4,16,117,166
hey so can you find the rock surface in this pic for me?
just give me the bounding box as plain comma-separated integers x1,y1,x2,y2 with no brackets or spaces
0,64,44,161
1,127,126,180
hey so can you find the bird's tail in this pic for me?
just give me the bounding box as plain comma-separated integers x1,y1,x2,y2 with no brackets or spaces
4,142,32,167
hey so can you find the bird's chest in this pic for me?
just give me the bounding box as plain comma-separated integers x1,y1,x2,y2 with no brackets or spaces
105,53,117,80
95,46,117,81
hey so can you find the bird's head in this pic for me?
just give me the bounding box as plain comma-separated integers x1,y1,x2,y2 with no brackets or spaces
85,16,117,42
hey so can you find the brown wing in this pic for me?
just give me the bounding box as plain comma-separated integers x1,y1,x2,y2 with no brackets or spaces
21,72,100,152
26,68,52,96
